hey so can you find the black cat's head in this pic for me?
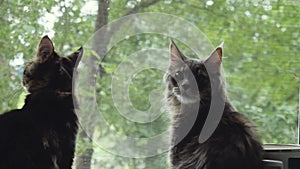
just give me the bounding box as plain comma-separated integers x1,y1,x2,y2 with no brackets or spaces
23,36,83,93
165,40,223,105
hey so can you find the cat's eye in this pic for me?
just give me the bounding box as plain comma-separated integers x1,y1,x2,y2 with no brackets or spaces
174,71,184,81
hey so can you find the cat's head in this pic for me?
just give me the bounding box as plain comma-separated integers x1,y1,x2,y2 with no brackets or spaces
23,36,83,93
164,40,223,105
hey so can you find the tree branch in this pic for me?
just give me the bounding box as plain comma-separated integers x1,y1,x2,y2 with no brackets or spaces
183,2,228,19
93,0,160,63
124,0,161,16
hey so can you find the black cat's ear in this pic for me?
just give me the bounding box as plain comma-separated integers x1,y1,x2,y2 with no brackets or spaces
37,35,54,63
68,47,83,67
170,39,186,63
205,42,223,73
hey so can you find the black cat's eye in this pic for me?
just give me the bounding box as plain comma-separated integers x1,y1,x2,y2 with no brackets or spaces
174,71,184,81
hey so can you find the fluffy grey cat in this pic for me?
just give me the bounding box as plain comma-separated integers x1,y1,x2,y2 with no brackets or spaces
164,40,263,169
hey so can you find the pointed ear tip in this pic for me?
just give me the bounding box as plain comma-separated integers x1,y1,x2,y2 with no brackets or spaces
40,35,53,45
169,39,174,46
41,35,50,40
75,46,83,55
218,41,224,48
170,39,178,49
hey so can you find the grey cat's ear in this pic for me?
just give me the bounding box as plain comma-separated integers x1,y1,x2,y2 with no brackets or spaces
206,42,223,64
204,42,223,73
169,39,186,63
68,47,83,67
37,35,54,63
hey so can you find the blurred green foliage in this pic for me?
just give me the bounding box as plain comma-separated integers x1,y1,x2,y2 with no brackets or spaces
1,0,300,168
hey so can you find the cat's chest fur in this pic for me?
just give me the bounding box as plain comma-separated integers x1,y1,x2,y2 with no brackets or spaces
0,92,78,169
25,92,78,149
171,108,262,169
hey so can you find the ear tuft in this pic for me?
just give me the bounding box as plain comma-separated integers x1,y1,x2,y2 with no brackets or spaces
215,47,223,62
216,41,224,61
37,36,54,62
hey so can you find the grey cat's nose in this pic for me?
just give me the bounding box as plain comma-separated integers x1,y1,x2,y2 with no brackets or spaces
181,81,189,90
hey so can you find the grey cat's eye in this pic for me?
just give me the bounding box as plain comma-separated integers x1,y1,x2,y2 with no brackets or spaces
174,71,184,81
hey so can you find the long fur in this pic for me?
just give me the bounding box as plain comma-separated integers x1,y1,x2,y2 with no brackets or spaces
165,41,263,169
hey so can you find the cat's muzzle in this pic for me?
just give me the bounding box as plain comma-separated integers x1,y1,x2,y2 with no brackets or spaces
173,87,200,104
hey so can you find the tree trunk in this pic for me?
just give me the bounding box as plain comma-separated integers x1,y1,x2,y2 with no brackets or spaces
75,0,160,168
75,1,109,169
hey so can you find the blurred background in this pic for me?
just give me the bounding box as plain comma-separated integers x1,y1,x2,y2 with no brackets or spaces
1,0,300,168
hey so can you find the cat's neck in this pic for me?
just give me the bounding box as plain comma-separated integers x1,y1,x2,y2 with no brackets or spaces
173,96,236,145
23,90,75,110
28,90,73,97
21,90,77,125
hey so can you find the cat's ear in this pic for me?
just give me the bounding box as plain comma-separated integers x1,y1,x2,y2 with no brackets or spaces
204,42,223,73
68,47,83,67
169,39,186,63
37,35,54,63
206,42,223,64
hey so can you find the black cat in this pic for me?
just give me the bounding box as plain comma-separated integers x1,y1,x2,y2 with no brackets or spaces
165,40,263,169
0,36,82,169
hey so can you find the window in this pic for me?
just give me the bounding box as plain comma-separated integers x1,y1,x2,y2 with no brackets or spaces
1,0,299,168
